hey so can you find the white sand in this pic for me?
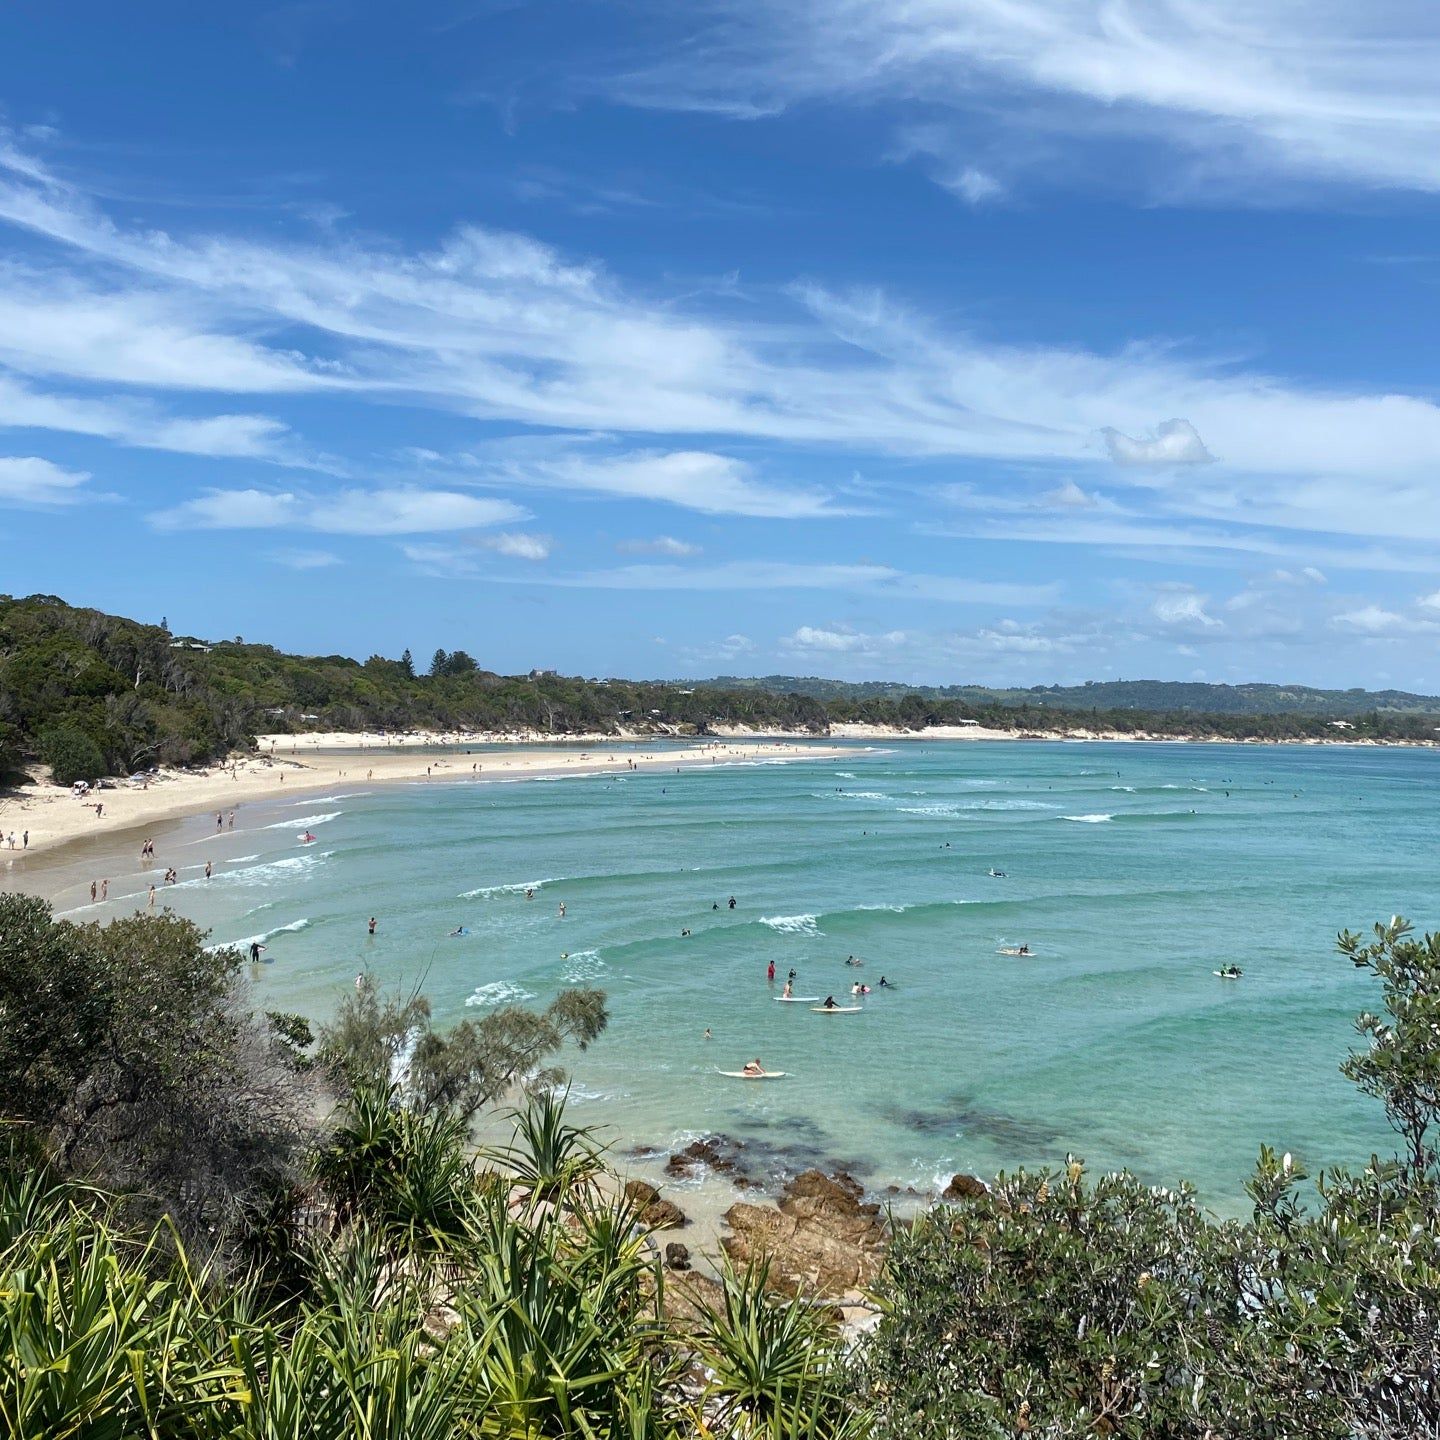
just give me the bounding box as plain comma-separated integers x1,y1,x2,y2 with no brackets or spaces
0,735,853,862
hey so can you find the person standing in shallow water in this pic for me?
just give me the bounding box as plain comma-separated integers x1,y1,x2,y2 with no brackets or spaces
367,917,376,935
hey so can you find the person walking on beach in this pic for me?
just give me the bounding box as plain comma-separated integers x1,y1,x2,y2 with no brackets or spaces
90,880,97,902
147,885,156,909
100,879,108,900
204,861,213,880
21,831,27,850
228,811,235,829
216,812,223,830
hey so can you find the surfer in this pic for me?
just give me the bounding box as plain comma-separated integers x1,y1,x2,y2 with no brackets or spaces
681,927,692,938
449,925,466,937
1019,944,1031,956
742,1059,766,1076
845,955,863,967
878,975,892,988
822,995,838,1009
249,941,265,963
787,968,797,982
782,979,793,998
558,901,566,917
728,896,736,909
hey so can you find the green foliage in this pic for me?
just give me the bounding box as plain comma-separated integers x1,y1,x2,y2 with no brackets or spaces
38,723,105,785
0,896,315,1252
692,1259,853,1432
322,975,609,1126
1338,916,1440,1177
487,1087,605,1196
312,1083,476,1253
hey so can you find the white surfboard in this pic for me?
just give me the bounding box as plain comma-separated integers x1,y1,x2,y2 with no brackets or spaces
716,1069,789,1079
810,1005,862,1013
773,995,821,1003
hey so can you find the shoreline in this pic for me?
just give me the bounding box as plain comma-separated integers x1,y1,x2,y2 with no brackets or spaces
0,736,854,876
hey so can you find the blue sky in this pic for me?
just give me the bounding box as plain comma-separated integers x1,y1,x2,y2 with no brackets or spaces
2,2,1440,688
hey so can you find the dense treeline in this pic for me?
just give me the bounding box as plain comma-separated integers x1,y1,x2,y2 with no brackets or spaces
703,672,1440,719
2,593,1436,785
2,895,1439,1434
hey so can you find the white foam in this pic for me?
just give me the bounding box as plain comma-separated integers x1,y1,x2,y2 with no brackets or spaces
209,917,312,951
1061,813,1114,823
1110,786,1136,793
465,980,537,1007
460,877,563,899
760,913,821,936
561,949,607,983
210,852,328,887
290,792,371,804
834,771,857,778
265,811,340,830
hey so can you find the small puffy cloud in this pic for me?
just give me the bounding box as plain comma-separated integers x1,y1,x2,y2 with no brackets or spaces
1042,479,1101,509
1331,605,1438,637
153,487,526,534
1150,590,1222,629
478,531,551,561
940,166,1004,205
269,547,341,570
615,535,702,557
0,455,91,505
1418,589,1440,612
1102,418,1214,467
1302,567,1328,584
783,625,907,653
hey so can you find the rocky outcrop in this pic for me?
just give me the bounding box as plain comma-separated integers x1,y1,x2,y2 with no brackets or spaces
664,1242,691,1271
721,1168,886,1299
942,1172,989,1202
624,1179,689,1230
664,1135,760,1186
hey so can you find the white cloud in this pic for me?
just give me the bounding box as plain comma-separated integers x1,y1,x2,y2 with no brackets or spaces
613,1,1440,194
1151,590,1222,629
478,531,551,560
153,487,526,535
1331,604,1440,637
7,135,1440,553
1419,589,1440,613
0,375,320,466
0,454,91,505
940,166,1004,205
1103,418,1214,467
616,535,702,556
783,625,908,654
269,547,341,570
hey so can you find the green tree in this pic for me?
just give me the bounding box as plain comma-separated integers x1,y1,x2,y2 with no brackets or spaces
1338,916,1440,1178
39,723,105,785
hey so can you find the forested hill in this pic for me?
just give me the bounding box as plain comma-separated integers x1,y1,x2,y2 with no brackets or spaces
2,593,1438,784
698,674,1440,718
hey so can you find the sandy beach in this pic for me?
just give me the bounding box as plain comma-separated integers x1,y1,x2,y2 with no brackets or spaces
0,734,853,870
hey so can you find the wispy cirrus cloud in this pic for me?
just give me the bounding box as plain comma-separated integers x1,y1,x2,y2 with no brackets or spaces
616,535,702,557
152,487,526,535
606,0,1440,196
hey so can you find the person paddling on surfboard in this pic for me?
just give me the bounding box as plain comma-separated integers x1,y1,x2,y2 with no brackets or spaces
822,995,838,1009
742,1058,766,1076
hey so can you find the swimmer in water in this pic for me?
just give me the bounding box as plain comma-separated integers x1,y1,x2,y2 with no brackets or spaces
368,917,376,935
879,975,892,988
703,1027,713,1041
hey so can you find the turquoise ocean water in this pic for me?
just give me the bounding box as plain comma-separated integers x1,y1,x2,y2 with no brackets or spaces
48,741,1440,1207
